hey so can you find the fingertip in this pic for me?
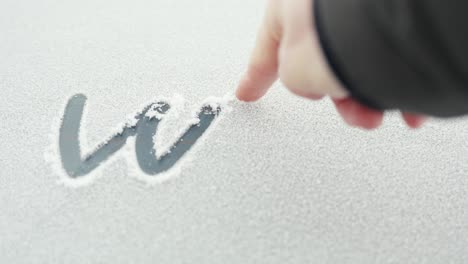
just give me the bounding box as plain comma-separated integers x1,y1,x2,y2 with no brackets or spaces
235,64,277,102
402,113,427,129
235,75,264,102
333,97,384,129
236,88,261,102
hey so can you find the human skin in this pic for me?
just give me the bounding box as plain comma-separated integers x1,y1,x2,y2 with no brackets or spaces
235,0,426,130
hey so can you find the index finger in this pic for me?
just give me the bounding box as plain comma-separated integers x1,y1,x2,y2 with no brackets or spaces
236,2,281,102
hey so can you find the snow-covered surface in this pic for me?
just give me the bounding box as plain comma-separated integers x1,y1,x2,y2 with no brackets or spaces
1,0,468,263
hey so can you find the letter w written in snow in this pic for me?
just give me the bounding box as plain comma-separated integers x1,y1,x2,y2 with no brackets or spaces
59,94,220,178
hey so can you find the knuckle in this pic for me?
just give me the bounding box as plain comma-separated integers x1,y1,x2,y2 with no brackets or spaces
278,61,308,95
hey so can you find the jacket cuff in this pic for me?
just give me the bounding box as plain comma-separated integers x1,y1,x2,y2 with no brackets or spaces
313,0,384,111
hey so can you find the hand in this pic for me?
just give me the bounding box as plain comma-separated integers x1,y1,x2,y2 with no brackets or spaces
235,0,426,129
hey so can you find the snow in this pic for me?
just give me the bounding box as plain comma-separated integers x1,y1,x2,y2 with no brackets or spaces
45,92,233,187
2,0,468,263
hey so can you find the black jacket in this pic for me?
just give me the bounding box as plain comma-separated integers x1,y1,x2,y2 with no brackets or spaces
314,0,468,117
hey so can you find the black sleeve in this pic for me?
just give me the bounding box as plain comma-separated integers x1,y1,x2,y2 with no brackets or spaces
314,0,468,117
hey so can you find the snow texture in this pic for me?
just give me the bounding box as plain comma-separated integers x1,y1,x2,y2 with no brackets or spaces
45,92,231,187
2,0,468,263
